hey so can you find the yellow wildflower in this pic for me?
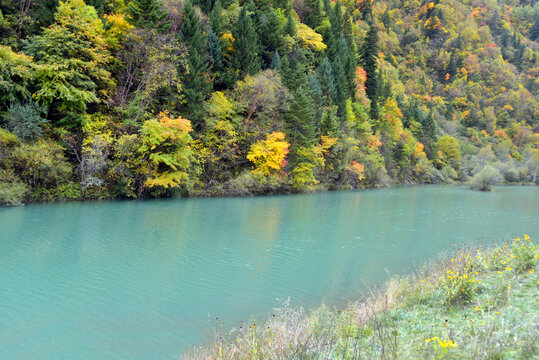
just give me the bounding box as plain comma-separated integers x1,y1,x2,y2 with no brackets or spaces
438,339,458,348
530,269,534,274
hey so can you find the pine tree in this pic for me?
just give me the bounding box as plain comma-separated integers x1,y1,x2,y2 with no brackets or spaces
282,54,308,92
308,73,324,120
286,85,317,148
209,0,223,35
305,0,323,29
261,9,284,67
272,0,290,13
127,0,170,31
421,110,437,159
342,10,354,46
270,50,281,70
338,35,356,101
331,0,343,39
319,106,339,136
316,57,336,105
284,12,296,37
361,21,379,120
180,0,212,127
530,14,539,41
208,29,223,71
232,7,261,76
181,0,204,51
332,57,347,118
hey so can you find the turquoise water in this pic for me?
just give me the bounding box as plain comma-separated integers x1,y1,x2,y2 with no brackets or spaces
0,185,537,359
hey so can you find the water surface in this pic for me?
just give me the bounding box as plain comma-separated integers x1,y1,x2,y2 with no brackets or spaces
0,185,537,359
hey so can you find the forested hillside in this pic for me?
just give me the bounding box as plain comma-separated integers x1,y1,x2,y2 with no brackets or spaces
0,0,537,204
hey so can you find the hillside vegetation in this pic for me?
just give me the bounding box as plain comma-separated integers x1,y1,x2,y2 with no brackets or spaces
0,0,538,204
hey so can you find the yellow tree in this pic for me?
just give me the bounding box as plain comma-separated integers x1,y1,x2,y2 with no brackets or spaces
140,111,193,189
247,132,290,177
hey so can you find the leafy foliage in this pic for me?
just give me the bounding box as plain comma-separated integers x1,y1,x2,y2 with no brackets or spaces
140,111,193,190
0,0,537,203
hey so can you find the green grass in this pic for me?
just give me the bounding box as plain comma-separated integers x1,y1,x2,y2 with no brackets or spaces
185,235,539,359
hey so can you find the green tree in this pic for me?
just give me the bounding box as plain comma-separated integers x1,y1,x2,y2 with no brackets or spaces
180,0,213,128
139,111,193,191
127,0,169,31
316,57,336,105
305,0,323,29
436,135,461,170
284,11,296,36
2,101,48,141
24,0,114,123
286,85,316,149
232,6,261,76
260,9,284,66
360,21,379,120
0,45,35,108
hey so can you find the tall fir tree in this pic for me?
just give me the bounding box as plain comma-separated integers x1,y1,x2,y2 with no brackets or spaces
361,21,379,121
530,14,539,41
331,0,343,39
180,0,212,127
270,50,281,70
421,110,437,159
338,35,356,102
319,106,339,136
127,0,170,31
232,6,261,76
260,9,285,67
305,0,323,29
286,85,317,149
332,57,347,118
316,57,336,105
284,12,296,37
209,0,223,35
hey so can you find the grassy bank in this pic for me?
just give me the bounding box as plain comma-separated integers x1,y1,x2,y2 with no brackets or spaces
185,235,539,360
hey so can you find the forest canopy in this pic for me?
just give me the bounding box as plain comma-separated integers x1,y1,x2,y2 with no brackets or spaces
0,0,538,204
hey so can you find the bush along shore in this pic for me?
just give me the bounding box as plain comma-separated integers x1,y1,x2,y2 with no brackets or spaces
185,235,539,359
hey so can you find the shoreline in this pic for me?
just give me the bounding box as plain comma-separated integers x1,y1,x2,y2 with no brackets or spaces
2,182,537,207
184,235,539,359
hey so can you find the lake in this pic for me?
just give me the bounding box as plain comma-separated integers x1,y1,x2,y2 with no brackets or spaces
0,185,537,359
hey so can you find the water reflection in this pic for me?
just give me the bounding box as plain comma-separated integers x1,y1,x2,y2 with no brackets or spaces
0,185,537,360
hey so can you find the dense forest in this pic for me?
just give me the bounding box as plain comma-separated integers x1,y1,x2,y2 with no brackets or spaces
0,0,537,204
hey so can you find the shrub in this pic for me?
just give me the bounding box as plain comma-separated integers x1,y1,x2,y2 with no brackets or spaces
11,139,72,191
2,101,47,141
469,166,502,191
0,169,28,205
511,235,537,273
501,166,520,183
441,164,457,183
440,269,477,306
54,181,82,201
